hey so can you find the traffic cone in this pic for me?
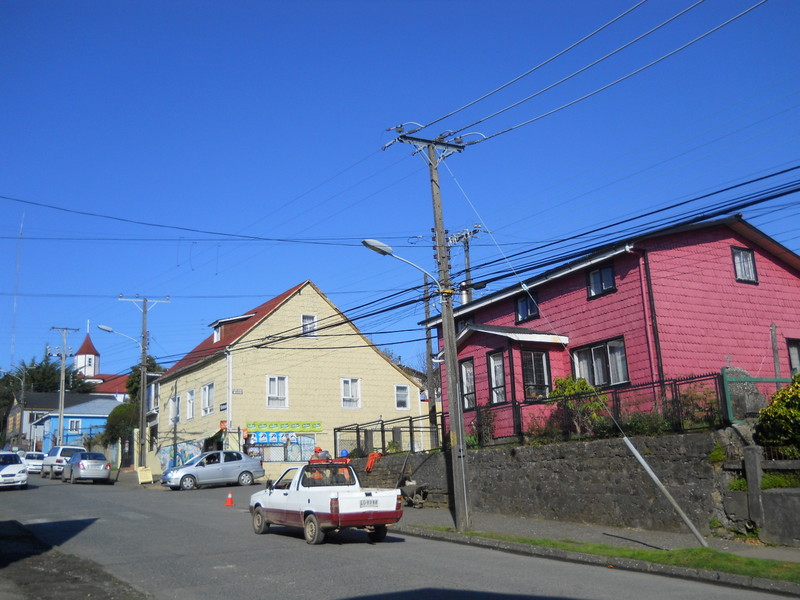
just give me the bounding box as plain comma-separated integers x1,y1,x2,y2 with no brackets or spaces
225,490,234,507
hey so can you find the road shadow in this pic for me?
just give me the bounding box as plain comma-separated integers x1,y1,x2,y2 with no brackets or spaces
0,518,97,568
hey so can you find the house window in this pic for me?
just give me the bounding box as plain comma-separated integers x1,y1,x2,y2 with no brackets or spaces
267,375,288,408
522,350,550,402
213,327,221,343
587,263,616,298
342,378,361,409
732,247,758,284
789,339,800,376
488,351,506,404
395,385,410,410
68,419,81,433
460,359,476,410
574,338,629,386
201,383,214,416
516,293,539,322
169,395,180,423
301,314,317,337
186,390,194,420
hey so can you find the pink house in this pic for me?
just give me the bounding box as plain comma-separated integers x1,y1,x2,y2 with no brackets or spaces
428,217,800,439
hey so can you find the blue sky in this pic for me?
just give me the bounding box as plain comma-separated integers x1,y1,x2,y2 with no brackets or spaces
2,0,799,378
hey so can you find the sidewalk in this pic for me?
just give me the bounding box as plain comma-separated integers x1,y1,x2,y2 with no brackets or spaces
394,505,800,596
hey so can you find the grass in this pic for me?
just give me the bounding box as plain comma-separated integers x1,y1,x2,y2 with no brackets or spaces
424,526,800,583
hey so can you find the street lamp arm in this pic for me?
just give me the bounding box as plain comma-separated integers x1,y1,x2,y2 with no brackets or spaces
97,325,142,350
361,239,445,293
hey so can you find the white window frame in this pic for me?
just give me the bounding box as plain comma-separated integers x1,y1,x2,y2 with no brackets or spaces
460,359,476,410
573,338,629,386
186,390,194,421
169,395,181,423
301,314,317,337
267,375,289,409
488,351,506,404
341,378,361,409
732,246,758,283
68,419,81,433
395,385,410,410
201,383,215,416
213,327,221,343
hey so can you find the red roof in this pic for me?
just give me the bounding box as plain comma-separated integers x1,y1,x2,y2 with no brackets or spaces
76,334,100,357
91,373,129,394
163,281,308,377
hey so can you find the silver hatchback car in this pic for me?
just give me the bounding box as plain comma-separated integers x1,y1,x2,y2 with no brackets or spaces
160,450,264,491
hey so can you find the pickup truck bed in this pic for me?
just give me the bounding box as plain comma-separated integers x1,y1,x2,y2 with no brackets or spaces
249,459,403,544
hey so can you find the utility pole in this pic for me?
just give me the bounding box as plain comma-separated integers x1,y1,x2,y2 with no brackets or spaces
120,296,170,468
49,327,78,446
449,225,485,304
396,134,472,532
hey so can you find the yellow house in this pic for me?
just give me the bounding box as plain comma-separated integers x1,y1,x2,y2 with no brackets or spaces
152,281,424,478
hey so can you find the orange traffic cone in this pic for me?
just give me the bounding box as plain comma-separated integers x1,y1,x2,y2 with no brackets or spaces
225,490,234,507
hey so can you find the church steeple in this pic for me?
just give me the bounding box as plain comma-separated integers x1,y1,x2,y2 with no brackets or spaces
74,333,100,377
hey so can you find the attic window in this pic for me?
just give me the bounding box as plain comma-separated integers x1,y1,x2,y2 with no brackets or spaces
732,247,758,284
301,314,317,337
213,327,221,343
587,263,616,299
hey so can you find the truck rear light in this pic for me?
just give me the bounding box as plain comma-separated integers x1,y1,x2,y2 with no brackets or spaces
396,494,402,511
330,497,339,516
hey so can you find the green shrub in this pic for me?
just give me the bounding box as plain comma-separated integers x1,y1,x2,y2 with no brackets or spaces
761,471,800,489
708,443,726,464
729,477,748,491
754,373,800,450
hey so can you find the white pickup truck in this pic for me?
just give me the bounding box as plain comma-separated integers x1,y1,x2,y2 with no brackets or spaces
249,458,403,544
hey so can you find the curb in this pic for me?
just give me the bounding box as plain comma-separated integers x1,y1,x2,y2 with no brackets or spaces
393,524,800,598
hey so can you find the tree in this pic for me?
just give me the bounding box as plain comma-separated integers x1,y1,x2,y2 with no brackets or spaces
548,374,609,436
17,354,95,393
124,355,165,402
99,402,138,448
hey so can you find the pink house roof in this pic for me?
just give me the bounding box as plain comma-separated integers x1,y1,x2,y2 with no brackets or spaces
76,334,100,357
163,281,308,377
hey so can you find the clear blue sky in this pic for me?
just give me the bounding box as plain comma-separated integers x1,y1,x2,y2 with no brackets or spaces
2,0,799,378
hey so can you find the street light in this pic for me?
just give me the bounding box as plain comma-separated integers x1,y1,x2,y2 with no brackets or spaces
361,238,472,531
98,324,148,468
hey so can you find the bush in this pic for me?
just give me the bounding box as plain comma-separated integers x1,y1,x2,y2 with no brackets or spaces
548,375,608,437
754,373,800,450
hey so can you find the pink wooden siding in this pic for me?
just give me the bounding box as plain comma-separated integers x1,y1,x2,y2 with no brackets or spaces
440,221,800,438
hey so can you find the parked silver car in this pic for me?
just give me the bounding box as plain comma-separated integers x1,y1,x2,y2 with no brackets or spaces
62,451,114,484
160,450,264,491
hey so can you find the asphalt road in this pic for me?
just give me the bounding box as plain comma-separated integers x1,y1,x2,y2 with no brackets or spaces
0,477,790,600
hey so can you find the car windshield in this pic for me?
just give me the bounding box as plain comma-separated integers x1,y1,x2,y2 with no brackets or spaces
0,454,22,465
182,454,204,467
26,454,44,460
62,448,82,458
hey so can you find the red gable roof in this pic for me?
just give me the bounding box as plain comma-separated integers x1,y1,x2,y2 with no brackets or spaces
92,373,129,394
163,281,308,377
76,334,100,357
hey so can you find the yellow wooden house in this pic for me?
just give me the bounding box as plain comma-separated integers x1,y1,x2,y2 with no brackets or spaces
151,281,424,479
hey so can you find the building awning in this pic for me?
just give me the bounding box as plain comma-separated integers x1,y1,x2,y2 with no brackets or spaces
457,324,569,347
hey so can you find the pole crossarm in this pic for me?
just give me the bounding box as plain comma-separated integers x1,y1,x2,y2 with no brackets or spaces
397,135,465,162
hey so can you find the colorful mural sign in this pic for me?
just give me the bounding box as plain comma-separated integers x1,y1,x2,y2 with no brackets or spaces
245,421,322,446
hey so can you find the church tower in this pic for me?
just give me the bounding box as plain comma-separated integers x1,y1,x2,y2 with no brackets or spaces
74,333,100,377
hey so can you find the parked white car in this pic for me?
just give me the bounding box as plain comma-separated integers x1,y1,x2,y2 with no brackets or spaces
23,452,45,474
0,451,29,490
41,446,86,479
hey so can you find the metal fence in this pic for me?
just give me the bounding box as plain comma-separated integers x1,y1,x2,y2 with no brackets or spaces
337,372,785,454
334,413,440,457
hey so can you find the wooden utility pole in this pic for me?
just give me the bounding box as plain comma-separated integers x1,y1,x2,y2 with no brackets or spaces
49,327,78,446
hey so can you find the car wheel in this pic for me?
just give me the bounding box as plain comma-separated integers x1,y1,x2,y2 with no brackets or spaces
180,475,197,491
368,524,388,543
238,471,254,486
303,514,325,545
252,507,270,534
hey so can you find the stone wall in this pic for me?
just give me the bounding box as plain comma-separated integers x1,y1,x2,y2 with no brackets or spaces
356,431,733,533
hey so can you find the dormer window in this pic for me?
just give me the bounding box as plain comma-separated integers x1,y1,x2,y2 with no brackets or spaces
213,327,221,343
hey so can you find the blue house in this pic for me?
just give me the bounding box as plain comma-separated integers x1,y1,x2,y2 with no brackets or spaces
32,396,121,453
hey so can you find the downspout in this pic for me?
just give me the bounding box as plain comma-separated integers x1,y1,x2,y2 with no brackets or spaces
507,337,521,440
226,349,233,450
630,246,665,384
